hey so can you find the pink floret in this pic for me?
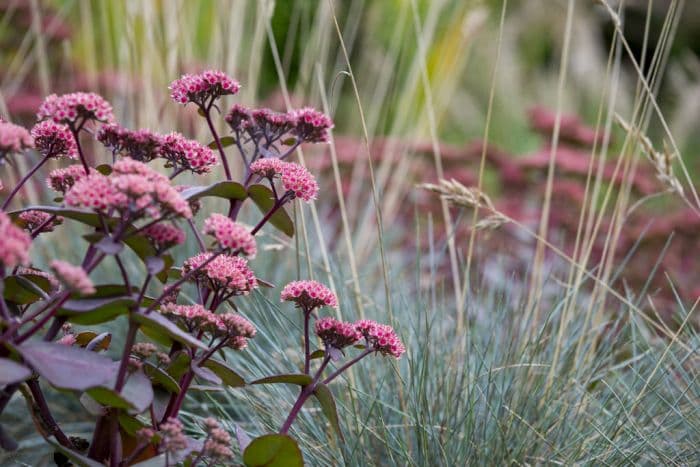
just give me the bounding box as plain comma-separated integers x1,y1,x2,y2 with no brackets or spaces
355,319,405,359
249,159,318,202
47,165,95,193
0,121,33,154
160,132,217,174
183,253,258,295
142,223,185,251
315,317,360,350
290,107,333,143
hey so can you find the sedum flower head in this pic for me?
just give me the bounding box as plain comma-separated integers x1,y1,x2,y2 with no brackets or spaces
315,317,360,350
201,418,234,463
0,210,31,269
30,120,78,159
290,107,333,143
64,158,192,220
281,280,338,310
202,213,256,257
18,210,63,233
96,124,162,162
169,70,240,106
160,303,223,334
159,418,188,453
0,120,33,156
37,92,114,125
354,320,405,359
225,104,253,131
159,132,217,174
182,253,258,295
142,223,185,252
249,158,319,202
47,165,95,193
50,260,96,295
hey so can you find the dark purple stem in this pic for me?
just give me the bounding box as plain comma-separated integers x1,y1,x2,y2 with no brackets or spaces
1,153,50,209
303,310,311,375
250,193,292,236
203,108,232,180
279,354,332,434
322,349,373,385
69,124,90,174
26,379,73,448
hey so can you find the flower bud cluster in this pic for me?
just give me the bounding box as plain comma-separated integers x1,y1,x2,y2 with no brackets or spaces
281,280,338,310
203,213,256,256
31,120,78,159
37,92,114,124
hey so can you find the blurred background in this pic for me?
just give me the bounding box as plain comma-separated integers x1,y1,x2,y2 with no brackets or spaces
2,1,700,464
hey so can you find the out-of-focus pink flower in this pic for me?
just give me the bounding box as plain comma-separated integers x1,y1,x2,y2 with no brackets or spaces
281,280,338,310
97,124,162,162
46,164,95,193
249,159,318,202
201,418,234,462
142,223,185,252
37,92,114,125
30,120,78,159
131,342,157,358
169,70,240,106
355,320,405,358
290,107,333,143
0,120,33,156
182,253,258,295
18,210,63,233
251,108,296,137
56,334,76,346
159,418,188,453
203,213,256,257
159,132,217,174
0,210,31,268
50,259,96,295
218,313,256,338
315,317,360,350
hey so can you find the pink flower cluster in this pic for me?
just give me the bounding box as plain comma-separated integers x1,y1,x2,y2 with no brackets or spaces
65,158,192,219
141,223,185,252
160,303,222,334
0,120,33,155
0,211,31,268
18,210,63,233
158,418,188,453
169,70,240,106
202,213,256,256
46,165,94,193
250,158,319,201
281,280,338,310
183,253,258,295
225,104,333,145
37,92,114,124
30,120,78,159
290,107,333,143
96,124,162,162
355,319,405,358
315,317,360,350
131,342,157,358
201,418,234,462
160,132,217,174
50,260,96,295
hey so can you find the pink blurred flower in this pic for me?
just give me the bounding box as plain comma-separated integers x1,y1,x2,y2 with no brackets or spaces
46,164,95,193
281,280,338,310
141,223,185,252
18,210,63,233
0,210,31,268
202,213,256,257
50,259,96,295
0,120,33,156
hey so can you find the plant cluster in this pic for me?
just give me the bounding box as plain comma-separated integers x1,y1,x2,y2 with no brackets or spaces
0,70,403,466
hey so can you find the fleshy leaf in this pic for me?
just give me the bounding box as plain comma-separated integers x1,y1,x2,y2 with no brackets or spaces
143,361,180,393
202,358,246,388
166,351,191,380
87,368,154,414
191,363,222,385
207,136,236,149
58,296,134,325
313,383,344,441
251,374,312,386
247,184,294,237
179,181,247,201
15,341,116,391
2,273,53,305
133,311,208,350
243,434,304,467
0,358,32,385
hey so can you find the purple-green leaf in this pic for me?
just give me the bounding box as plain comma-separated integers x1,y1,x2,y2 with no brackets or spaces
251,374,312,386
247,184,294,237
0,358,32,385
202,358,246,388
243,434,304,467
313,383,344,442
132,311,208,350
16,341,116,391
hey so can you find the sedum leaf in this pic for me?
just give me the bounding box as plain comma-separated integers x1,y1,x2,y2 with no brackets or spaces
243,434,304,467
247,184,294,237
0,358,32,385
